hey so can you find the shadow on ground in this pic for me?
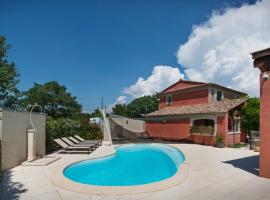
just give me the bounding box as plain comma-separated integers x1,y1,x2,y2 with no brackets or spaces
223,155,259,176
0,170,28,200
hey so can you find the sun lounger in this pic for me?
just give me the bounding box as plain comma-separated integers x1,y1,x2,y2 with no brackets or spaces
61,137,97,149
53,139,92,154
136,132,153,140
68,136,100,147
74,135,102,146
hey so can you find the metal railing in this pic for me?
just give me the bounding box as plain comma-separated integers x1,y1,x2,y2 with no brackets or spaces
250,130,260,150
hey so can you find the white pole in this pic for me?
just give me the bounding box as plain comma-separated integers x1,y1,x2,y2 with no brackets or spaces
101,109,113,145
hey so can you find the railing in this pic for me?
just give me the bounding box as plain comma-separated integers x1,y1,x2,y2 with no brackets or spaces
250,130,260,150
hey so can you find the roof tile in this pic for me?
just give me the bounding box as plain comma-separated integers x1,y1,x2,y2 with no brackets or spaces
145,98,247,117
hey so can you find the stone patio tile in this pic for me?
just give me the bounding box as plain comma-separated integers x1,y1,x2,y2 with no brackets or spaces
123,192,155,200
32,190,61,200
180,192,212,200
220,195,241,200
30,183,56,196
27,179,52,189
196,187,227,200
145,190,179,200
231,184,267,200
57,187,91,200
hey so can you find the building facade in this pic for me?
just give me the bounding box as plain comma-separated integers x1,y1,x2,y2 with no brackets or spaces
144,79,247,146
252,47,270,178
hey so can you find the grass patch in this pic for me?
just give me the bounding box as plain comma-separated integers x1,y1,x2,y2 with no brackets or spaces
232,143,248,148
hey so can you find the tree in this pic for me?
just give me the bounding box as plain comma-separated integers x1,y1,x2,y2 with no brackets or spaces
90,108,102,118
0,36,20,109
241,97,260,134
126,95,159,118
21,81,82,118
112,104,127,116
112,94,159,118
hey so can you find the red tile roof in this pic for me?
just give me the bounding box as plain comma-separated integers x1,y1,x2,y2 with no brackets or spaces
145,98,247,117
160,80,247,96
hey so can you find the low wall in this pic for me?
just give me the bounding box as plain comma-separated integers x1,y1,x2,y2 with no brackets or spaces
110,117,145,139
145,119,190,140
1,111,46,170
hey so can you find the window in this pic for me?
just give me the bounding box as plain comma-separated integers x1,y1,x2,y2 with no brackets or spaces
166,95,172,106
228,118,241,133
234,119,241,132
211,89,224,102
216,90,224,101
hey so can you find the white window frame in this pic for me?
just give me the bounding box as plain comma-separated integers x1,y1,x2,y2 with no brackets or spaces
211,88,224,102
190,116,217,135
228,117,241,134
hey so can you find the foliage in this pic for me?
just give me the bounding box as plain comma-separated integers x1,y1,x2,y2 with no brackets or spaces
241,97,260,134
232,143,247,148
112,94,159,118
215,134,224,143
0,36,20,109
21,81,82,118
46,116,102,153
112,104,127,116
190,125,214,134
89,108,102,118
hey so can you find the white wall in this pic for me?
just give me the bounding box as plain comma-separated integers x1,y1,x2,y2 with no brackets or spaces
1,111,46,170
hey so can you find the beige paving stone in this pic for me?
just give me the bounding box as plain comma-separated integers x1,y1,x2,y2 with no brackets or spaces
1,143,270,200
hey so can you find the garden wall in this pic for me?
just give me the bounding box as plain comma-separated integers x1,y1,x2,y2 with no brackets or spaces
0,110,46,170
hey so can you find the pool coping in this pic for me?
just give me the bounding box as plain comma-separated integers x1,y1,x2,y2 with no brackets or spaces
50,144,189,195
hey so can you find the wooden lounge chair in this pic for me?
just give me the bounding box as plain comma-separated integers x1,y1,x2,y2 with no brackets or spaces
53,139,92,154
68,136,100,147
61,137,98,149
74,135,102,146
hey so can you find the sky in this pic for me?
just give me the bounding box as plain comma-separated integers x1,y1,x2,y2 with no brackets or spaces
1,0,269,112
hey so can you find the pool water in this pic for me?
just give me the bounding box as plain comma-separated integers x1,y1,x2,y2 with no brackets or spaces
63,144,185,186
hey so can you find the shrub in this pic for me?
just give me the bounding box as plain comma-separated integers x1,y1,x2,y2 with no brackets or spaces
46,116,103,153
215,135,224,143
190,125,214,135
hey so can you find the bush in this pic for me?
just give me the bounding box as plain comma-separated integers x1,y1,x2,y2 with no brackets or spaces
46,116,103,153
190,125,214,134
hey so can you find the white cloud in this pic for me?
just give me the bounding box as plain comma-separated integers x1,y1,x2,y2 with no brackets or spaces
122,65,184,98
115,95,127,104
177,0,270,96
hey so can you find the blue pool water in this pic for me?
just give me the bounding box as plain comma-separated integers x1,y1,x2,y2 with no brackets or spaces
63,144,185,186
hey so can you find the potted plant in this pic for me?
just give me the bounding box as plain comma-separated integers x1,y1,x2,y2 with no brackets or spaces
216,134,224,148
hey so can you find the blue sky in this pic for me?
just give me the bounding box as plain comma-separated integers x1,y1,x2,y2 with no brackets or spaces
0,0,259,112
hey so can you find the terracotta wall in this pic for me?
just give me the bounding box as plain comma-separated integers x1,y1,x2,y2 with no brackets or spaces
164,81,201,93
159,89,209,109
259,71,270,178
224,91,239,99
145,119,190,140
226,134,241,146
217,114,229,146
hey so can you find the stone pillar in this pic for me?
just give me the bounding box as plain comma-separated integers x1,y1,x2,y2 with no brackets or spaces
252,48,270,178
27,129,36,161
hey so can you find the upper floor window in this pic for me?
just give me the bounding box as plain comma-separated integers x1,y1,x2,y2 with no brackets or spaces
211,89,224,102
166,95,172,106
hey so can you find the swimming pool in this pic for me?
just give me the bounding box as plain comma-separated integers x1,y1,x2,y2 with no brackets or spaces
63,144,185,186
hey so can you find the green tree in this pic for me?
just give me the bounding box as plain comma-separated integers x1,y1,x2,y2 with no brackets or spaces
22,81,82,118
0,36,20,109
126,95,159,118
112,104,127,116
90,108,102,118
112,94,159,118
241,97,260,134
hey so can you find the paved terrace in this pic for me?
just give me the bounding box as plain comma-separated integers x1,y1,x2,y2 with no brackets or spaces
1,143,270,200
